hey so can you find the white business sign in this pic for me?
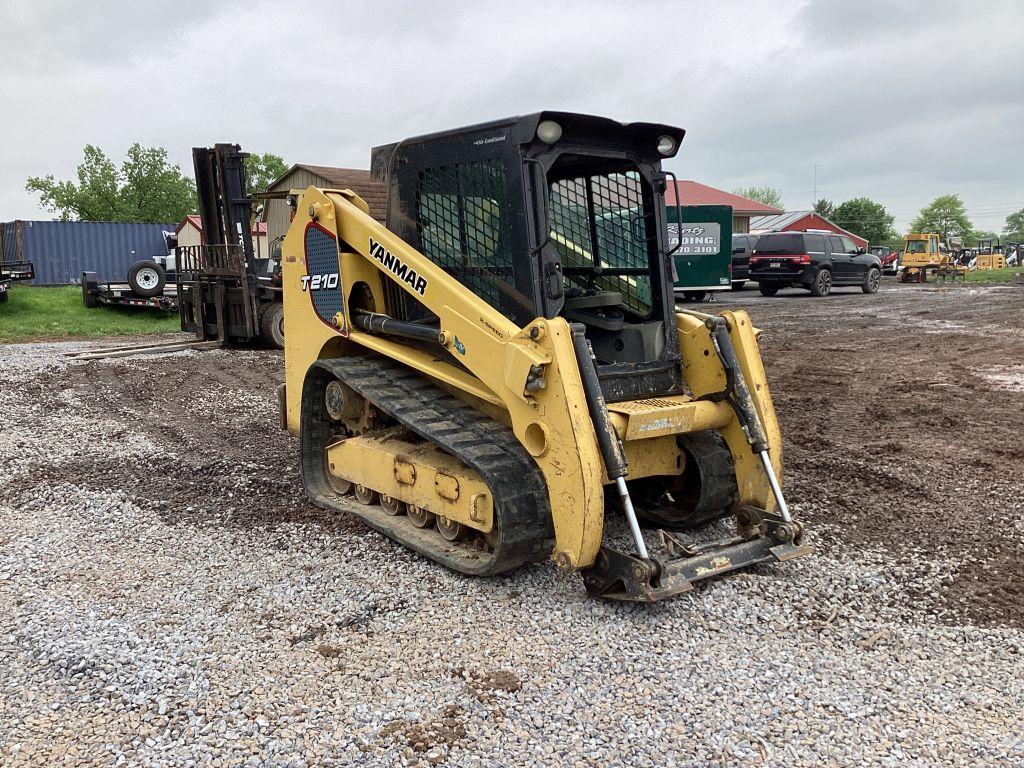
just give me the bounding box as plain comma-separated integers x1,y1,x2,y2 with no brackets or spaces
667,222,721,255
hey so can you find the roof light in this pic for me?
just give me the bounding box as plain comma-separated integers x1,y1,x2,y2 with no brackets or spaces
536,120,562,144
656,135,677,156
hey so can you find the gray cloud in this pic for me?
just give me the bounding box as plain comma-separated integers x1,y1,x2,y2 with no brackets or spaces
2,0,1022,233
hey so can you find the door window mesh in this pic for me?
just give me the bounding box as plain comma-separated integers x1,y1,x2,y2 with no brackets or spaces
548,171,652,314
416,159,513,315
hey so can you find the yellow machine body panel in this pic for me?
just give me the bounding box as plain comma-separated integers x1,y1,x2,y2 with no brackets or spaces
901,233,944,269
975,254,1006,270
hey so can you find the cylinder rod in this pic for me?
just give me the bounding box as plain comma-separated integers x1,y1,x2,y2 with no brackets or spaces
758,450,791,523
615,477,649,559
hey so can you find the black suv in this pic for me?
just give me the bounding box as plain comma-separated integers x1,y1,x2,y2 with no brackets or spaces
749,231,882,297
730,234,757,289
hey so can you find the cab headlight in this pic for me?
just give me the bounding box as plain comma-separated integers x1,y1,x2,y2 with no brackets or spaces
536,120,563,144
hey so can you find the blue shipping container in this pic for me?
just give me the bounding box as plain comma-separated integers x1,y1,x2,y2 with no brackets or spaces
0,220,175,285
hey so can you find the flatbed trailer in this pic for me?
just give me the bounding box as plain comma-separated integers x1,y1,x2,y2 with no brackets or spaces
0,261,35,302
81,271,178,312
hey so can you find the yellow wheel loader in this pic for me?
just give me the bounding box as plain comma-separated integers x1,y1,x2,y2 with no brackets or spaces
275,112,810,601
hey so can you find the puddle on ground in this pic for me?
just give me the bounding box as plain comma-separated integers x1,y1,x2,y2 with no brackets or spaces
979,366,1024,392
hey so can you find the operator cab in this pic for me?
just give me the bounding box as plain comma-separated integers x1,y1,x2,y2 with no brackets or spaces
372,111,687,401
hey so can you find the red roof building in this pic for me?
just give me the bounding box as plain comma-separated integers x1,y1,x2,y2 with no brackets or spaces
664,181,783,233
749,211,868,249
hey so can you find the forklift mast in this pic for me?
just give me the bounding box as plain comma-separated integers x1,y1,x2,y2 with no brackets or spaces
193,144,255,262
176,143,284,346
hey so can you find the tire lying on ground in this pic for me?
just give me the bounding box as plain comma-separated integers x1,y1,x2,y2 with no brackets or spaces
127,260,166,297
259,302,285,349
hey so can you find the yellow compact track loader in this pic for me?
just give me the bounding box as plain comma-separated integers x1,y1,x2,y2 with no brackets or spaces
275,112,809,601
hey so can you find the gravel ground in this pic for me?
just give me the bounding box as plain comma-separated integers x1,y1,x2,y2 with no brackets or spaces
2,284,1023,766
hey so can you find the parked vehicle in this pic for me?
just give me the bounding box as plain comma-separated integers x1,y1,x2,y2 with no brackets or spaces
1006,243,1020,267
749,231,882,297
81,271,178,312
869,245,899,275
0,261,34,303
897,233,966,283
730,234,758,289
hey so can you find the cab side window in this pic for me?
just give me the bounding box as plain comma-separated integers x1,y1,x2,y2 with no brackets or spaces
828,236,844,255
840,236,857,254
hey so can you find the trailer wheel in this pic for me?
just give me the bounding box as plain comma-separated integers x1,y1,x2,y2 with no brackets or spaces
0,291,7,304
127,260,166,297
260,303,285,349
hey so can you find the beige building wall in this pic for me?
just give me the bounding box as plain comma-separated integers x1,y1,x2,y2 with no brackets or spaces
265,169,329,246
177,222,203,248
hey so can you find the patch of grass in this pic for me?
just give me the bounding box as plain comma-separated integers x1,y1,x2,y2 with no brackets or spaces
964,266,1024,284
0,285,181,342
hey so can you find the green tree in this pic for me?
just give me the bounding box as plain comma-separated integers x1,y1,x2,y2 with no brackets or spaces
26,144,196,223
245,152,288,197
1003,208,1024,241
831,197,895,245
965,230,998,247
813,198,835,218
732,185,783,210
910,194,973,242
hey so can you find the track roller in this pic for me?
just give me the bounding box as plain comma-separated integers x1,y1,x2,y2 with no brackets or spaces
407,505,435,529
380,494,405,516
436,516,467,541
354,485,379,505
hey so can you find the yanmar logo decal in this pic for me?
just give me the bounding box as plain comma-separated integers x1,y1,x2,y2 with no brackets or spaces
369,237,428,296
300,273,339,291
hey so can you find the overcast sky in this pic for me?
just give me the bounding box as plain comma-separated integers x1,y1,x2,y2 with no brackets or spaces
2,0,1022,233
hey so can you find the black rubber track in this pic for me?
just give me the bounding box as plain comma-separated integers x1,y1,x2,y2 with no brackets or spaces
300,352,553,576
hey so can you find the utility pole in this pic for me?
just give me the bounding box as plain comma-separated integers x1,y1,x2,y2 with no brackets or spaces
812,163,823,207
